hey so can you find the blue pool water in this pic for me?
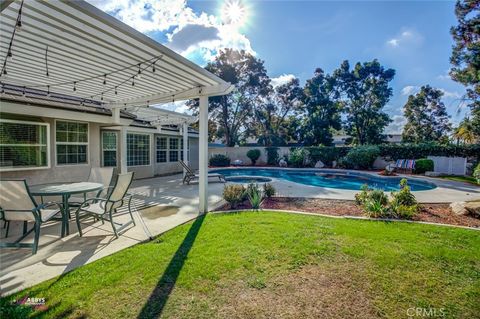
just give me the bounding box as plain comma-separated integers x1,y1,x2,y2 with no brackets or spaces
212,168,436,191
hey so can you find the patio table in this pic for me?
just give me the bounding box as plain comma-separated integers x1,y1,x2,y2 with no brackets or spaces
29,182,104,237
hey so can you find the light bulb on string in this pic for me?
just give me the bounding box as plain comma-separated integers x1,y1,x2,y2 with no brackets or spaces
46,85,50,97
137,63,142,79
3,68,7,75
22,86,26,96
103,74,107,85
7,47,12,61
114,86,118,95
152,61,156,73
132,76,135,86
73,82,77,91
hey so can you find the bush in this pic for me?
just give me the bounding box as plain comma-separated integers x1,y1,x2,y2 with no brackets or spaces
391,179,417,207
307,146,350,167
209,154,231,167
223,184,245,209
341,146,380,170
356,179,418,219
379,143,480,160
246,149,261,165
414,159,434,174
474,163,480,184
263,183,276,198
265,147,280,165
288,148,310,167
246,183,262,210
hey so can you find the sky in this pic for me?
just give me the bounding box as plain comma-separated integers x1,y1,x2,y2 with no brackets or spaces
87,0,469,134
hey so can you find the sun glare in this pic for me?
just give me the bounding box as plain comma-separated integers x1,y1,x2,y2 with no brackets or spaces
221,0,247,27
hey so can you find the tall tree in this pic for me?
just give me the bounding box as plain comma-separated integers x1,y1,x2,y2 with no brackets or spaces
334,60,395,145
402,85,452,143
450,0,480,137
252,78,304,146
300,68,341,146
188,49,271,146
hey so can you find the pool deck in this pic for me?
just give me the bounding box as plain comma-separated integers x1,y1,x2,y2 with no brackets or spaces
217,167,480,203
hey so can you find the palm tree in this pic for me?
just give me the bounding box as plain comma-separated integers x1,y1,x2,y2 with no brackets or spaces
453,117,478,144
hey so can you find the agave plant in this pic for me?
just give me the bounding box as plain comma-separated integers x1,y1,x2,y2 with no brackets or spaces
246,183,262,210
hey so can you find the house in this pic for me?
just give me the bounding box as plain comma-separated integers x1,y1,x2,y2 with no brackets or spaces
0,0,233,213
0,85,199,184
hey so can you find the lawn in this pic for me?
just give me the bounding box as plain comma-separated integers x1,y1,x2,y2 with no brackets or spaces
439,175,479,186
2,212,480,319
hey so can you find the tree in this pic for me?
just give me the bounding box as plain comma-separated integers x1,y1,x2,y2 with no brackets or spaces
402,86,452,143
299,68,341,146
188,49,271,146
454,117,478,144
450,0,480,137
252,78,304,146
334,60,395,145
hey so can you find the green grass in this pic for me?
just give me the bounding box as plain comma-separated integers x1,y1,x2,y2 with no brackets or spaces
2,212,479,319
439,175,479,185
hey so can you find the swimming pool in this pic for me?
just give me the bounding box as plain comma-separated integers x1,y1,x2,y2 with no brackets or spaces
212,168,436,191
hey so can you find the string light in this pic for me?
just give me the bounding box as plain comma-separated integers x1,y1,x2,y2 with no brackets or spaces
131,76,135,86
152,61,156,73
1,0,24,77
22,86,26,96
137,63,142,79
114,86,118,95
47,85,50,97
73,81,76,91
3,68,6,75
103,74,107,85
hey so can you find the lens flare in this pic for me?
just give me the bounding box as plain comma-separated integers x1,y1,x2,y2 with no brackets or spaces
221,0,247,26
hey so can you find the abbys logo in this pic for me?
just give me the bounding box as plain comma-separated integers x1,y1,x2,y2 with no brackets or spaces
407,307,446,318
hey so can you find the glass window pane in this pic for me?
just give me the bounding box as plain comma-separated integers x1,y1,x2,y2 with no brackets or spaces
127,133,150,166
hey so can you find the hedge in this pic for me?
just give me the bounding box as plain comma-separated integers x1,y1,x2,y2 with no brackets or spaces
306,143,479,166
414,158,434,174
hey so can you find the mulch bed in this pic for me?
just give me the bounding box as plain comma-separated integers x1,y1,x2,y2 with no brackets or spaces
215,197,480,228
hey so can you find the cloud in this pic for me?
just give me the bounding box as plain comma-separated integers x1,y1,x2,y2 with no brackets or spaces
385,115,406,134
386,28,423,48
401,85,419,96
439,89,461,99
87,0,255,65
271,74,296,88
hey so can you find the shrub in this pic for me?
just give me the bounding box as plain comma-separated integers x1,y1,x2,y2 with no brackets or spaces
391,179,417,207
246,183,262,210
246,149,261,165
307,146,350,167
378,143,480,160
263,183,276,198
265,147,280,165
392,205,418,219
474,163,480,184
209,154,231,167
223,184,245,209
341,146,380,170
355,184,370,205
414,158,434,174
363,197,390,218
288,148,310,167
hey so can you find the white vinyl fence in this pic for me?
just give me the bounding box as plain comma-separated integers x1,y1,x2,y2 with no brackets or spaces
427,156,466,175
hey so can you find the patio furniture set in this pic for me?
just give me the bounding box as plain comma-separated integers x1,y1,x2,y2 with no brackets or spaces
0,168,136,254
386,159,416,174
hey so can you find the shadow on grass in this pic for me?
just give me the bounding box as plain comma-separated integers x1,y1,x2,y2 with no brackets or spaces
137,214,205,319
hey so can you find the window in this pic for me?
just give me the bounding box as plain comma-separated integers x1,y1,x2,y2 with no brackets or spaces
127,133,150,166
169,138,179,162
156,137,167,163
56,120,88,165
102,131,117,167
0,119,49,170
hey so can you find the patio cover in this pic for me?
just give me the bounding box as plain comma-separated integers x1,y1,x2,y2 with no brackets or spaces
0,0,233,212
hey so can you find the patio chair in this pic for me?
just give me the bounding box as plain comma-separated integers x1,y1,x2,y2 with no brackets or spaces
0,180,63,254
179,160,226,185
69,167,118,205
404,159,416,174
75,172,135,238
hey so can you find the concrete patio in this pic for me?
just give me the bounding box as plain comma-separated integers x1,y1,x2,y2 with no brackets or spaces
0,174,226,296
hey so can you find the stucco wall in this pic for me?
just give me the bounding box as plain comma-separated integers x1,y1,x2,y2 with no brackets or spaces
1,115,200,183
208,146,290,165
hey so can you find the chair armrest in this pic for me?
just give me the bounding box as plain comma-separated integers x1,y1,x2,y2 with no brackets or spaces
35,201,63,212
